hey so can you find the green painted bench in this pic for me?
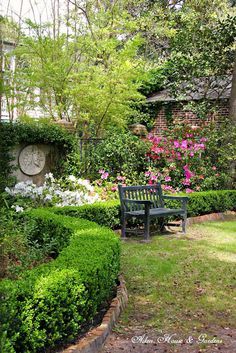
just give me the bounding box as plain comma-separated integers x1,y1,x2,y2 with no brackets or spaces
118,183,189,241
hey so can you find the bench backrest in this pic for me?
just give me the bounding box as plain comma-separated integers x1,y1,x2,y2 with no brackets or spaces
118,184,164,211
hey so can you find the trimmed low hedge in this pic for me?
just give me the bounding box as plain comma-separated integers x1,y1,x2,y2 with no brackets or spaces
0,209,120,353
51,190,236,228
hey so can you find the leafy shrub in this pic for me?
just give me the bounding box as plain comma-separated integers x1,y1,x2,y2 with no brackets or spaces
51,200,121,228
83,129,151,182
52,190,236,229
0,209,120,353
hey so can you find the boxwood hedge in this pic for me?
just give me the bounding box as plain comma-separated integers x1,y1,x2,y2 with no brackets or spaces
51,190,236,228
0,209,120,353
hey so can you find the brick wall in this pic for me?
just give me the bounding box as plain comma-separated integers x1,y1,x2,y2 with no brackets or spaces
153,99,229,135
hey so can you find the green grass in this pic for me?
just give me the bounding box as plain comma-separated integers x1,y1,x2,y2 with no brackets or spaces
120,220,236,333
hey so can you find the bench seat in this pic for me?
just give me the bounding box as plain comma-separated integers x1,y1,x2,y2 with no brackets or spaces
126,207,185,217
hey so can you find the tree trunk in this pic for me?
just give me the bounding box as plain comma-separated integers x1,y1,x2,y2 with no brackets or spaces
229,51,236,123
229,50,236,186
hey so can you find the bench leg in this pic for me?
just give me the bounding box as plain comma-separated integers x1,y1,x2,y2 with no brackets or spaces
144,215,150,241
159,217,165,232
182,213,187,234
121,214,127,239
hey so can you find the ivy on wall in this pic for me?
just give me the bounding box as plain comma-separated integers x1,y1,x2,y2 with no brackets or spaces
129,101,175,131
0,121,77,192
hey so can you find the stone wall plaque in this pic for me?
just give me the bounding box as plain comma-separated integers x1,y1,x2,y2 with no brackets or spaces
19,145,46,176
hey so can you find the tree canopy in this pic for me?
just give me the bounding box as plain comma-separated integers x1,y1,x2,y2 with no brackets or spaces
1,0,236,135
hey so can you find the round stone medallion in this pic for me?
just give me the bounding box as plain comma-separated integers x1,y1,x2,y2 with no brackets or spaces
19,145,46,176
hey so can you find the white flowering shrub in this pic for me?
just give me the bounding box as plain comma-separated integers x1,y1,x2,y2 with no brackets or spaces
5,173,101,207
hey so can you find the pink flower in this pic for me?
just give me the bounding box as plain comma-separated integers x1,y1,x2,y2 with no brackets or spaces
111,185,118,192
186,188,194,193
212,166,217,170
193,143,205,151
99,169,105,174
145,171,151,177
117,175,126,181
152,146,164,154
165,176,171,182
183,178,190,186
173,140,180,148
177,152,182,160
189,151,194,157
150,174,158,181
101,172,109,180
164,185,174,192
183,165,194,179
180,140,188,150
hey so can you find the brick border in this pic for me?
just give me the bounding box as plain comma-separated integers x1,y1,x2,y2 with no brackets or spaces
60,276,128,353
187,211,236,225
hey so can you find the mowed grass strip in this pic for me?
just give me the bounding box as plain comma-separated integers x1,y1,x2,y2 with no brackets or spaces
120,221,236,333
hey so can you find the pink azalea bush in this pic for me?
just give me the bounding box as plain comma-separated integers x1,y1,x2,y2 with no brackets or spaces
94,172,127,199
145,123,223,193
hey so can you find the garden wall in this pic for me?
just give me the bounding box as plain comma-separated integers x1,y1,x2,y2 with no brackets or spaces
153,100,229,135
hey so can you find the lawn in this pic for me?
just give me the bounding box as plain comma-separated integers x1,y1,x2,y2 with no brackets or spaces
118,220,236,339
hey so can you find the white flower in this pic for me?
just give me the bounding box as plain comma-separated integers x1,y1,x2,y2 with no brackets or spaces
45,172,54,179
44,194,53,201
15,205,24,213
4,177,101,207
68,175,77,182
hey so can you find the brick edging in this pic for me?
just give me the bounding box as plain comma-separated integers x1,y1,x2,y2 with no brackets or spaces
60,276,128,353
187,211,236,225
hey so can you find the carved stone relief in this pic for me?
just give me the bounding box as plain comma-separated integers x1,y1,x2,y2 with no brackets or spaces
19,145,46,176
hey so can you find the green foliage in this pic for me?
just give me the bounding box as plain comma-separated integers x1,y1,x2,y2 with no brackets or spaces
83,129,151,182
6,2,146,137
51,200,121,229
0,121,77,192
0,205,72,279
51,190,236,229
0,209,120,353
165,190,236,217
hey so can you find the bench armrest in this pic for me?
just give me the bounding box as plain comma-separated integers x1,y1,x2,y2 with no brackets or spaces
123,198,153,205
162,195,189,201
162,195,188,212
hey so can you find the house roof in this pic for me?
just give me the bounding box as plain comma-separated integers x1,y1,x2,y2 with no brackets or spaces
147,75,232,103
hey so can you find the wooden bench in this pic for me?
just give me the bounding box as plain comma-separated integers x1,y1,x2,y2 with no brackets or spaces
118,183,189,240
